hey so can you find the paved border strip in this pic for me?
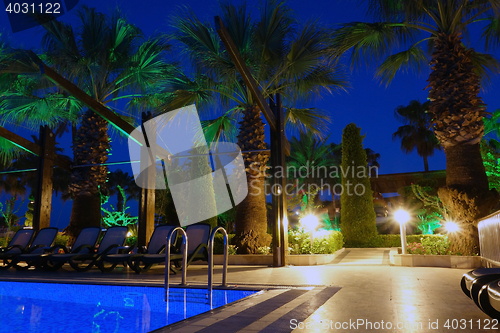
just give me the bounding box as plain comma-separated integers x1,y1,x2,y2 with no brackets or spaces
195,289,308,332
258,286,341,333
330,249,350,264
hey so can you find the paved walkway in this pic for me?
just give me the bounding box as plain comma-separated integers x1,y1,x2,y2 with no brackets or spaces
330,248,390,266
0,250,491,333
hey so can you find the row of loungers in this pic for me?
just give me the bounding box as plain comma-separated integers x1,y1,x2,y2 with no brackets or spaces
462,268,500,319
0,223,211,273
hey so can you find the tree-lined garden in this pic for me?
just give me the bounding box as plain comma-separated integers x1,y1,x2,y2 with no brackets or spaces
1,0,500,257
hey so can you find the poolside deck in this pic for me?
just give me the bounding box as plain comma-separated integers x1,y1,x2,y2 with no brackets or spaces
0,248,490,332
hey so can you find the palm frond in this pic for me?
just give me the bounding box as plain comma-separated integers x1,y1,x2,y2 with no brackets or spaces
482,16,500,50
201,109,240,144
285,107,331,138
468,50,500,86
0,137,23,165
171,7,229,75
376,44,428,85
0,92,80,129
332,22,420,67
254,0,294,66
484,109,500,137
114,36,173,94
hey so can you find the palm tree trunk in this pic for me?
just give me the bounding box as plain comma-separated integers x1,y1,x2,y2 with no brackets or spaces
428,32,499,255
234,106,272,254
116,193,124,212
65,109,110,243
423,155,429,172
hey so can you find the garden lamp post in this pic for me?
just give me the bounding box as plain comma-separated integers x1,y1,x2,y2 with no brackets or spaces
395,209,410,254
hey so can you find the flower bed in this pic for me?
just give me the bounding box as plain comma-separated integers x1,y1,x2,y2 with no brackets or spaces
389,249,481,268
389,235,481,268
207,228,345,266
200,248,346,266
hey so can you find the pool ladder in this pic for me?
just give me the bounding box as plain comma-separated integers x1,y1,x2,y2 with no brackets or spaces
164,227,229,302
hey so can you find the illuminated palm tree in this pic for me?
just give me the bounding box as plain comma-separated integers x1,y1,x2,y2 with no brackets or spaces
0,7,173,239
169,1,348,253
393,100,441,172
333,0,500,255
287,132,339,207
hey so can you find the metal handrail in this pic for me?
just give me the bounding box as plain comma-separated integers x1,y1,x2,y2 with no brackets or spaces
208,227,228,298
165,227,188,301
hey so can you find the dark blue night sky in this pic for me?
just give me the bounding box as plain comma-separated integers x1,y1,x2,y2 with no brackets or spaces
1,0,500,228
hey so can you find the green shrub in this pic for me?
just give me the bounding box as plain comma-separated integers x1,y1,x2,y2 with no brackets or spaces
0,236,12,247
340,123,377,245
421,235,450,255
54,233,69,247
288,227,344,254
228,245,237,255
125,236,137,247
257,246,271,255
213,233,235,254
345,234,448,248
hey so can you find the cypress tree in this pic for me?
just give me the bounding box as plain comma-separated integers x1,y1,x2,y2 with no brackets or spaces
340,123,377,246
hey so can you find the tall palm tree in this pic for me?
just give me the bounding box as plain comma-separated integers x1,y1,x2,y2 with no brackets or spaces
333,0,500,255
0,7,173,239
168,1,348,253
393,100,441,172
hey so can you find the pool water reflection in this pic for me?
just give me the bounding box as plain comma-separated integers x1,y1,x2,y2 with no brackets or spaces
0,281,257,333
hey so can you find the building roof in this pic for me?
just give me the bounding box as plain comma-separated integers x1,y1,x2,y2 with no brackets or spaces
370,170,446,194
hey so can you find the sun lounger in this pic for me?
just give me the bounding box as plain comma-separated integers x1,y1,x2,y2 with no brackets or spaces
98,225,176,273
38,226,102,271
1,227,58,270
0,228,34,253
68,226,128,272
129,223,211,274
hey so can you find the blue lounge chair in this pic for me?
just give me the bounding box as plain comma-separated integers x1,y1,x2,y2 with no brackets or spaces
68,226,128,272
37,227,102,271
1,227,58,270
129,223,211,274
0,228,34,253
122,225,176,273
98,225,176,273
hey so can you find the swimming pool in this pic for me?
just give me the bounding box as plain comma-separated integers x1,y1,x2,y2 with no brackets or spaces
0,281,257,333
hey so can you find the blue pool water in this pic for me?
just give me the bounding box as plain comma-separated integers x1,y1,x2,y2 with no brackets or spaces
0,281,257,333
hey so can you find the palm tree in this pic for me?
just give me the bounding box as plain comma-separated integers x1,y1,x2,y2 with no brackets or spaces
168,2,348,253
364,147,381,168
332,0,500,255
0,7,172,240
287,132,340,207
392,100,441,172
105,169,139,212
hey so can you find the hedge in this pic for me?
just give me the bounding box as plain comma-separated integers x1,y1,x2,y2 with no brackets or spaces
345,234,447,248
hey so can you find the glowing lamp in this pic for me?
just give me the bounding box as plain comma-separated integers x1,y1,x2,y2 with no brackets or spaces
301,214,319,231
300,214,319,249
445,222,459,233
394,209,410,224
